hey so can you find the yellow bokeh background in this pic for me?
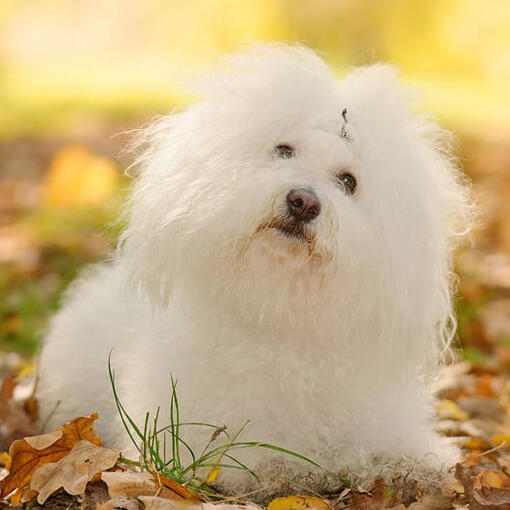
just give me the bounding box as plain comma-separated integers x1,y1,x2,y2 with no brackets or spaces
1,0,509,136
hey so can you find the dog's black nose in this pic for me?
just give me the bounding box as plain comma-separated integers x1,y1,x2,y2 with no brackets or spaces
286,189,321,222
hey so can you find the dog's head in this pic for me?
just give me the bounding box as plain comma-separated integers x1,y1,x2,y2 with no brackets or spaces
120,45,473,359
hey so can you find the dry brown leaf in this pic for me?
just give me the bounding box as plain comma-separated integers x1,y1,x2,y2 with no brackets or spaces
267,495,330,510
138,496,181,510
0,375,37,452
455,463,510,508
23,395,40,423
101,471,201,502
107,497,143,510
0,376,16,410
139,498,257,510
0,413,102,502
473,484,510,506
350,478,386,510
154,473,202,501
475,470,510,489
101,471,159,499
407,494,451,509
29,440,120,504
96,502,115,510
25,429,63,450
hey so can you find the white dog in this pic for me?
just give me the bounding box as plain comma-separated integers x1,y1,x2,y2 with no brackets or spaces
37,44,473,496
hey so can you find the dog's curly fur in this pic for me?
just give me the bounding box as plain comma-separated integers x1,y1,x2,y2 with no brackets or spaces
37,44,474,495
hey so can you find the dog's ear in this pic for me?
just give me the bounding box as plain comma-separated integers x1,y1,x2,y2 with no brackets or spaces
346,65,476,362
117,113,192,306
340,64,474,235
338,64,422,141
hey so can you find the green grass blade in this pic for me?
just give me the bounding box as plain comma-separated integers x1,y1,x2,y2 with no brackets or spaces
108,352,143,452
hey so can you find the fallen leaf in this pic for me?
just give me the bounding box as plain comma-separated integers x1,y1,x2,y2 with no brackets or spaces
138,496,183,510
101,471,159,499
96,502,115,510
475,374,496,397
154,473,201,501
0,376,16,410
0,413,102,502
489,424,510,447
455,463,477,501
454,463,510,508
23,395,39,423
25,429,63,450
106,497,143,510
267,495,330,510
139,498,258,510
29,440,119,504
462,437,492,450
43,145,118,207
205,463,221,484
457,397,504,421
436,399,469,421
101,471,200,503
407,494,451,509
350,478,386,510
0,374,38,457
475,470,510,490
473,484,510,506
0,453,10,470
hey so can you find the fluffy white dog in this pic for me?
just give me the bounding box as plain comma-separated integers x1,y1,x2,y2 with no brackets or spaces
37,44,473,496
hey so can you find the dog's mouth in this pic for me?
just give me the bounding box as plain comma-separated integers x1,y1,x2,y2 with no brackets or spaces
258,217,314,243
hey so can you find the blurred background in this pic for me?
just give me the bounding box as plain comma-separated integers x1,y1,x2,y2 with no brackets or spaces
0,0,509,361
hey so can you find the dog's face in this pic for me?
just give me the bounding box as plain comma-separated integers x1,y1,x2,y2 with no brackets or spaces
122,46,471,354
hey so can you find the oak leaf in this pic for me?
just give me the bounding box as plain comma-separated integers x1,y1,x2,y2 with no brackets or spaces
472,470,510,506
29,440,120,504
101,471,201,502
101,471,159,499
0,413,102,503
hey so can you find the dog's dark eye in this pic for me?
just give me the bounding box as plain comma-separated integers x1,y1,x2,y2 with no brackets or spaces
337,172,357,195
274,144,295,159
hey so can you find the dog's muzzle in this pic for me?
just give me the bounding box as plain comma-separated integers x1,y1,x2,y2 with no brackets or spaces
266,188,321,241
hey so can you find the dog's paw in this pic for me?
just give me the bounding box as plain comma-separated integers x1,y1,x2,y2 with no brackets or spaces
211,457,345,503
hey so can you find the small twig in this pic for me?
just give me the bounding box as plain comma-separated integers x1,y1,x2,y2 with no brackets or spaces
39,400,61,433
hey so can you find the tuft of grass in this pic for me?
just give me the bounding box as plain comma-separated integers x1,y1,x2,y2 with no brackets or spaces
108,353,354,498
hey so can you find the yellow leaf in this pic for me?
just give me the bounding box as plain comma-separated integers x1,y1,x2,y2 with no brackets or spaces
267,496,330,510
490,424,510,447
205,463,221,484
436,399,469,421
16,361,36,379
462,437,492,450
0,452,11,470
490,434,510,447
475,470,510,489
43,145,118,207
